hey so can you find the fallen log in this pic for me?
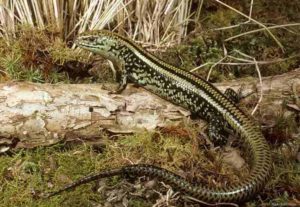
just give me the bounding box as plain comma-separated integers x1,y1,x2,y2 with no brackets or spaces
0,69,299,150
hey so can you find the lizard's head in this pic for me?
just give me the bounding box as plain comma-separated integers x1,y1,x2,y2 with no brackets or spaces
75,30,131,63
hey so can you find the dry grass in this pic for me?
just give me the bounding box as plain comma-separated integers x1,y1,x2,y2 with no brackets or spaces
0,0,203,48
1,0,298,48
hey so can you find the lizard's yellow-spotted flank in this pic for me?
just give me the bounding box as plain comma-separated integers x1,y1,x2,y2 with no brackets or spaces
46,30,272,203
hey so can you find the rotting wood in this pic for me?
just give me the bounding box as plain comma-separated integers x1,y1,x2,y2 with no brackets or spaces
0,69,299,150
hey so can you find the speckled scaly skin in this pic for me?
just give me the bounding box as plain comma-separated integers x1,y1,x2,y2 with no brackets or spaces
47,30,272,203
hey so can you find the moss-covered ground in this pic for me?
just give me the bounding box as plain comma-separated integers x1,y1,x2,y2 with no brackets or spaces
0,1,300,206
0,123,299,206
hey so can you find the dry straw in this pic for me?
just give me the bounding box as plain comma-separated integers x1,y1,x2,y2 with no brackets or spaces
1,0,298,49
0,0,203,47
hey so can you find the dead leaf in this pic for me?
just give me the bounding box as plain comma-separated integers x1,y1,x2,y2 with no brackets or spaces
223,147,245,169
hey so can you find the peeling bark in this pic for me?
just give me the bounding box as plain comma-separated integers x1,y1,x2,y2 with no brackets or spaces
0,69,299,150
0,82,188,149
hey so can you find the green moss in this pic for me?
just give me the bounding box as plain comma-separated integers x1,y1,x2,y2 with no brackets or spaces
155,0,300,82
0,54,23,80
205,8,239,28
266,153,300,205
0,26,91,84
0,128,220,206
0,146,105,207
1,122,299,206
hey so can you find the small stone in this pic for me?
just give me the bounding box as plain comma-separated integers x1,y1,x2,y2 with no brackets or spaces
144,179,156,189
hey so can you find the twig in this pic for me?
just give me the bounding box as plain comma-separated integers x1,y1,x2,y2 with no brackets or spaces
206,56,228,81
233,50,263,115
213,0,254,31
190,62,211,72
214,0,284,52
185,195,239,207
271,170,300,186
194,54,300,68
206,44,228,81
225,23,300,42
110,144,136,164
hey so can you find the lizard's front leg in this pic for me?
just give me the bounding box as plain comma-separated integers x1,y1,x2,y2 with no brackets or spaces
109,62,128,94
